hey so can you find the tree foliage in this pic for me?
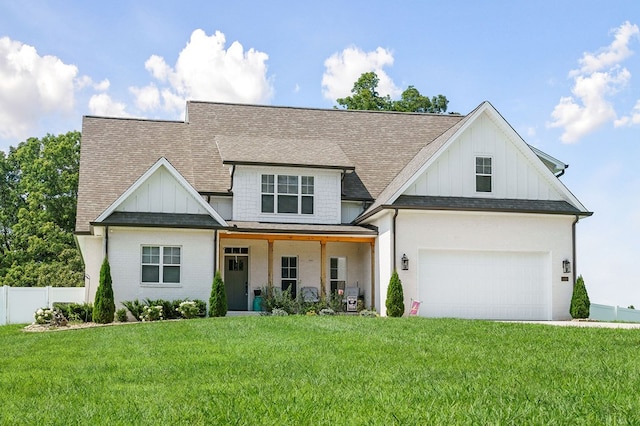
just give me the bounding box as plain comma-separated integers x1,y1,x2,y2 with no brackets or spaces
570,275,590,319
385,270,405,317
209,270,228,317
93,257,115,323
0,132,83,286
336,72,449,114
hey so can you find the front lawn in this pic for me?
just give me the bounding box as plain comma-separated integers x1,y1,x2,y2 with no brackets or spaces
1,317,638,424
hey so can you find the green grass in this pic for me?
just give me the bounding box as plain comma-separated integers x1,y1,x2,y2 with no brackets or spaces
1,317,639,425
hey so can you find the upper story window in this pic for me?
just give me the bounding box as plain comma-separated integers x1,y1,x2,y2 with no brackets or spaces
141,246,181,284
261,174,314,215
475,157,492,193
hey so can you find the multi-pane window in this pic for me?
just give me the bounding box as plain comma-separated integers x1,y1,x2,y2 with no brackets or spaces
281,256,298,298
261,174,314,214
330,257,347,294
142,246,181,284
475,157,492,193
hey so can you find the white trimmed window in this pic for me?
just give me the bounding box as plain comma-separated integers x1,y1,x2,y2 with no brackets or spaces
281,256,298,298
141,246,181,284
475,157,492,193
261,174,314,215
330,257,347,294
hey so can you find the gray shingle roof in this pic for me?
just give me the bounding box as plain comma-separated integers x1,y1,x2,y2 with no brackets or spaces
76,102,464,232
391,195,592,216
95,212,223,228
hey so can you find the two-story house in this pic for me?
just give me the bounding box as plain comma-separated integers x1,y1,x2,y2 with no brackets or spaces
75,100,591,319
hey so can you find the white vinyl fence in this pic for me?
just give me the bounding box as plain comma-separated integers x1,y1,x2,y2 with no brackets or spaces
0,286,86,325
589,303,640,323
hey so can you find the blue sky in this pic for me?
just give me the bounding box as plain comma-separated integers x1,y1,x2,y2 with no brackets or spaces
1,1,639,307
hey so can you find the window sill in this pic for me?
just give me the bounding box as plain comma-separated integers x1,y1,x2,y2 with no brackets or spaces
141,283,183,288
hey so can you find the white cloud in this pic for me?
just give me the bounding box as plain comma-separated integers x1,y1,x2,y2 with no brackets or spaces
321,46,400,102
615,99,640,127
129,84,160,111
130,29,273,115
548,22,640,143
88,93,130,117
0,36,78,140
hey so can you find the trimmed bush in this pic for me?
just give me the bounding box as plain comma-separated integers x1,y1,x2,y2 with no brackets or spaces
53,302,93,322
209,271,227,317
93,258,115,324
122,299,145,321
385,270,405,317
115,308,128,322
570,275,590,319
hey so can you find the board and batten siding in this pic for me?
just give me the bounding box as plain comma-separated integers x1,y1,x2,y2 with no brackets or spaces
404,111,564,201
117,166,209,214
232,165,342,224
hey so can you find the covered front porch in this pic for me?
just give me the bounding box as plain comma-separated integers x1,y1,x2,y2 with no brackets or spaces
218,222,377,311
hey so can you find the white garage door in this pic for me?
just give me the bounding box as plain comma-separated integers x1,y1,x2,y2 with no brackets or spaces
418,250,551,320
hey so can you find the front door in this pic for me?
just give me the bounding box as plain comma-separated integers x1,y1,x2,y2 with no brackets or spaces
224,255,249,310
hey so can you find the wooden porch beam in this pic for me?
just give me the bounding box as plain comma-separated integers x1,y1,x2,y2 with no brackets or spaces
268,239,274,286
220,233,375,244
320,241,327,299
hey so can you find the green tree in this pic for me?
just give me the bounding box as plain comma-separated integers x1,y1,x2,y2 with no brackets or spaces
386,270,405,317
93,257,115,323
209,271,227,317
0,131,82,287
570,275,590,319
336,72,449,113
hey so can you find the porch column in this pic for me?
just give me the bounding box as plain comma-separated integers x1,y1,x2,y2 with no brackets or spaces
320,241,327,299
268,239,274,286
370,241,375,309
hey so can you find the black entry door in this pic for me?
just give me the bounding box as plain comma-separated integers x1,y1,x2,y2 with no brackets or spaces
224,255,248,310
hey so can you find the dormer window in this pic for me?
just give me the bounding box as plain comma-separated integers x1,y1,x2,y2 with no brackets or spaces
475,157,492,193
261,174,314,215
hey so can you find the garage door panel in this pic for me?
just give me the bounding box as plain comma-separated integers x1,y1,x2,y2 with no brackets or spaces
418,250,550,320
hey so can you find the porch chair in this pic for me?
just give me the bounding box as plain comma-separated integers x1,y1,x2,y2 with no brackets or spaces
301,286,320,303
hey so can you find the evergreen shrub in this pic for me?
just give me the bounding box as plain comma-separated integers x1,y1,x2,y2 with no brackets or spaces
570,275,590,319
385,270,405,317
209,271,227,317
93,258,115,324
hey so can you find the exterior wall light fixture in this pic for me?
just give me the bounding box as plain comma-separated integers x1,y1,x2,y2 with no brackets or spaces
401,253,409,270
562,259,571,274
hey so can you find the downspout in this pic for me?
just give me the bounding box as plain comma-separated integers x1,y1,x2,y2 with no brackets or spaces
392,209,399,271
228,165,236,193
104,226,109,260
572,215,579,284
213,230,218,274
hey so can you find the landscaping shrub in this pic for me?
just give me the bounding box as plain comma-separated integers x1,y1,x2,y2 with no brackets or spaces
570,275,590,319
145,299,179,319
122,299,145,321
34,307,67,326
263,286,295,314
385,270,405,317
176,300,199,319
319,308,336,316
172,299,207,318
115,308,128,322
140,305,163,322
271,308,289,316
93,258,115,324
359,309,379,317
209,271,227,317
53,302,94,322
